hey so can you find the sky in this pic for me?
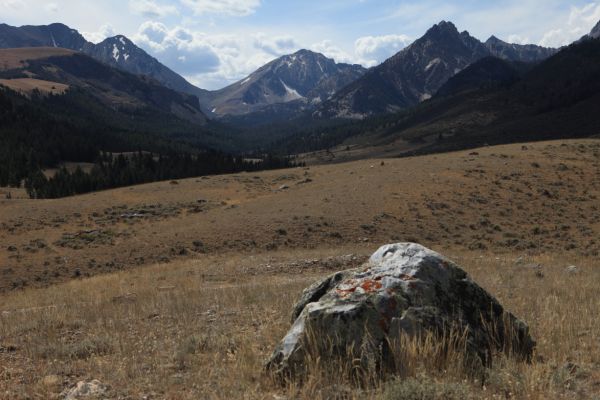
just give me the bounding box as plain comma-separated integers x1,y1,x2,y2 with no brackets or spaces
1,0,600,89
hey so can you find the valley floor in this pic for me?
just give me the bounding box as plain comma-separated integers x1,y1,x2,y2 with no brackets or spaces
1,139,600,398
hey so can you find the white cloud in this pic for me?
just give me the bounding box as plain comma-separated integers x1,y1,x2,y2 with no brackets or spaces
82,24,116,43
354,34,411,66
310,40,354,64
0,0,24,9
253,33,298,56
539,29,571,47
133,22,305,89
507,34,531,45
44,2,58,12
538,3,600,47
152,30,413,89
134,21,222,75
129,0,178,18
7,0,598,91
188,34,278,88
180,0,261,16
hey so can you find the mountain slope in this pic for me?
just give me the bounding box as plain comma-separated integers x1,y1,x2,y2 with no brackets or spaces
317,21,557,119
86,35,209,103
24,51,205,124
0,23,90,50
302,37,600,157
590,21,600,39
0,47,250,188
435,56,528,97
484,36,557,62
317,21,490,118
206,49,366,116
0,48,222,145
0,23,209,106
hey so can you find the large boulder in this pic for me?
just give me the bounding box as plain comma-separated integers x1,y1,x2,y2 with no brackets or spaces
267,243,534,377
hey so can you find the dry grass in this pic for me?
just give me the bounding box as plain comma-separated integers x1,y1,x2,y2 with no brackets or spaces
0,47,75,71
1,139,600,398
0,78,69,96
0,248,598,399
1,139,600,292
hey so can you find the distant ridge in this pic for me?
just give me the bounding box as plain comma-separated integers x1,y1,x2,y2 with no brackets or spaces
0,23,209,107
316,21,557,119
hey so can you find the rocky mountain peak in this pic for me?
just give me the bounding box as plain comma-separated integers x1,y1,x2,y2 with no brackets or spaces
268,49,339,78
205,49,366,116
317,20,558,120
15,22,90,51
486,35,502,44
423,20,460,40
591,20,600,39
94,35,140,65
102,35,134,46
293,49,320,57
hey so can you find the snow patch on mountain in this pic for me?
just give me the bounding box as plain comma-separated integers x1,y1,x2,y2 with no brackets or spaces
280,79,304,101
425,58,441,71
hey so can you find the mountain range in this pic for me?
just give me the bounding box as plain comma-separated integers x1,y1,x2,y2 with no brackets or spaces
0,21,558,122
0,46,206,124
204,49,366,116
1,18,599,164
0,23,208,105
317,21,557,119
277,26,600,158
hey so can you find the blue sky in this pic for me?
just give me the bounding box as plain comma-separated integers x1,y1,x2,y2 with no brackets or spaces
1,0,599,89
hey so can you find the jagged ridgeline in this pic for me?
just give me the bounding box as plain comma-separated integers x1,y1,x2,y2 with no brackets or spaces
273,30,600,156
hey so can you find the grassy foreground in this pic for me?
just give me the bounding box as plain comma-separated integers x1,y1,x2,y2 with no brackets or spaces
1,247,598,399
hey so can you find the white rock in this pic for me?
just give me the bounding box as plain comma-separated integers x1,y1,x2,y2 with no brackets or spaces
62,380,108,400
565,265,579,274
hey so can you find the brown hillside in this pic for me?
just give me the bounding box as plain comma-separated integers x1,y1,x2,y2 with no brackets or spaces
1,139,600,399
1,139,599,292
0,78,69,96
0,47,75,71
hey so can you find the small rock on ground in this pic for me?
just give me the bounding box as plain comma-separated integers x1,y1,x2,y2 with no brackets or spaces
62,380,108,399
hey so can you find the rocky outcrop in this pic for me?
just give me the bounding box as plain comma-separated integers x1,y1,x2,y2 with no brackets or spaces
267,243,534,377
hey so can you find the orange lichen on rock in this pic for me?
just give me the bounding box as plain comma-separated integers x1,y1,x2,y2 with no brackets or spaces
336,287,357,297
360,279,383,293
336,277,383,297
